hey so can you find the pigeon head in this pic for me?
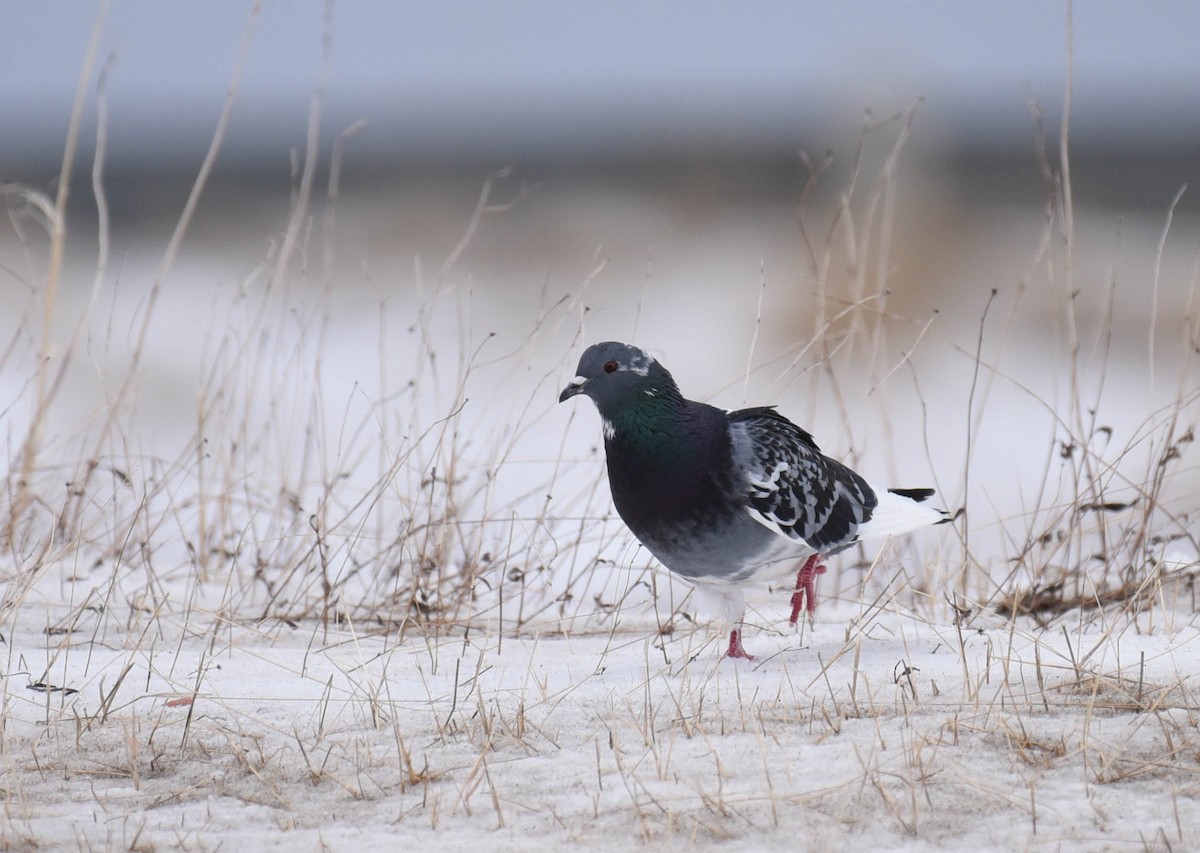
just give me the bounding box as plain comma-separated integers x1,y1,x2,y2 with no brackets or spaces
558,341,680,416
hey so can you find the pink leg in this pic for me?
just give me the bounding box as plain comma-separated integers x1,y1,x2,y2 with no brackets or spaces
726,624,754,660
789,554,827,625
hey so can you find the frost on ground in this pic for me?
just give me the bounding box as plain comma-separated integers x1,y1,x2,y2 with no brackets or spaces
4,577,1200,851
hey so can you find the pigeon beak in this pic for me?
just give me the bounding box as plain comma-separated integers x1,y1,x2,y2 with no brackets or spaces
559,376,588,403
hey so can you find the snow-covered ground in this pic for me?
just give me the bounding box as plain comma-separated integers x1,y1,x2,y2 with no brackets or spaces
6,590,1200,850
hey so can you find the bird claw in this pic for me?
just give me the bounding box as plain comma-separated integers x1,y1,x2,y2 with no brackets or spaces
726,628,754,660
789,554,826,625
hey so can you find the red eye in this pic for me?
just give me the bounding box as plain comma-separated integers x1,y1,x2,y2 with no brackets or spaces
603,360,618,374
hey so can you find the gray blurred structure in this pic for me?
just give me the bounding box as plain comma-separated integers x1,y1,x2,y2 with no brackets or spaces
3,1,1199,225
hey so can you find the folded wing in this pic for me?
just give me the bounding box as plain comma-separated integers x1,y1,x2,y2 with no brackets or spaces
729,407,879,553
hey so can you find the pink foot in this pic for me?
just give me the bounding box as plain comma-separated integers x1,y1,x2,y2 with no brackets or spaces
726,627,754,660
789,554,827,625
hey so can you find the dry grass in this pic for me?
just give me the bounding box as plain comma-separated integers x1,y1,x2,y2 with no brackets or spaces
1,10,1199,851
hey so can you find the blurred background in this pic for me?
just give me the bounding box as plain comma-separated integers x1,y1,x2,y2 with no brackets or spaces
2,1,1198,612
7,2,1200,212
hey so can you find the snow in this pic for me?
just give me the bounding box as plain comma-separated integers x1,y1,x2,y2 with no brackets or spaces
5,575,1200,850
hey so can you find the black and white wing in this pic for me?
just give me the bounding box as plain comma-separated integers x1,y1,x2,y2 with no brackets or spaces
728,406,878,552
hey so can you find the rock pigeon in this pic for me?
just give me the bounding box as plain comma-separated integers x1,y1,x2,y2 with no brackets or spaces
559,341,948,659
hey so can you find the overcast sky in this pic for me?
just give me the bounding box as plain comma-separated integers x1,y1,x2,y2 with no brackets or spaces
4,2,1199,168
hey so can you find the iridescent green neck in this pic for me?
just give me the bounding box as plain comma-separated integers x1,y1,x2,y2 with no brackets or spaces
601,387,694,461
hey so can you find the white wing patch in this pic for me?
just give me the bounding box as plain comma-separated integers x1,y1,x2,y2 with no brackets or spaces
748,461,789,496
744,504,810,543
602,418,616,440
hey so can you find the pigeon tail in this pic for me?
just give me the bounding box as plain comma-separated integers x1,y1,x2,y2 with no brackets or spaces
856,487,948,539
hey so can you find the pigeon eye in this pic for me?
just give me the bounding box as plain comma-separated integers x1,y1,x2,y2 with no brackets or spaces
603,360,619,374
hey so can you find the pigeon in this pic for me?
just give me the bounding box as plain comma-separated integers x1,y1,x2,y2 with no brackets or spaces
559,341,948,659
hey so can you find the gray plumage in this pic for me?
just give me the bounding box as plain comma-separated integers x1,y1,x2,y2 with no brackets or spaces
560,341,946,658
